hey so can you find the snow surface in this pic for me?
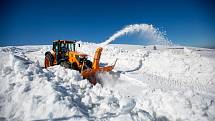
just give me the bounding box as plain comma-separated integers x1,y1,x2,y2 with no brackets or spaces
0,43,215,121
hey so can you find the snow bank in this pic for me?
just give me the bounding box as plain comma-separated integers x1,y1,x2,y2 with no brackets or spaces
1,44,215,121
0,51,152,121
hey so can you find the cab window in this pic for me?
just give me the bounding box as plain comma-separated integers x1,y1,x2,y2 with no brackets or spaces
53,42,58,51
68,43,75,51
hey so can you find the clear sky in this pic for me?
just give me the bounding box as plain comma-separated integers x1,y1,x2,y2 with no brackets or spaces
0,0,215,48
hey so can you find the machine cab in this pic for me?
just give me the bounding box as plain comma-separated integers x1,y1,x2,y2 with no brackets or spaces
52,40,76,53
52,40,78,64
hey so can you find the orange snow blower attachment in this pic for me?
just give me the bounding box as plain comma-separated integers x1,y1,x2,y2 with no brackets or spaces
44,40,117,85
81,47,117,84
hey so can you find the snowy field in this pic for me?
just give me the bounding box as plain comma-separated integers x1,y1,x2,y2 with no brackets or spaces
0,42,215,121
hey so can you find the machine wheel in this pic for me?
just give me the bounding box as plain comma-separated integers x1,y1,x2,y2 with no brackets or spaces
71,62,79,70
60,61,71,68
44,52,54,68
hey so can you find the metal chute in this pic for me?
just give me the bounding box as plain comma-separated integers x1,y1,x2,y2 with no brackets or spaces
81,47,117,85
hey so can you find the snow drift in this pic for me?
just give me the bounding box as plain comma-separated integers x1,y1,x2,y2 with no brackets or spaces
0,44,215,121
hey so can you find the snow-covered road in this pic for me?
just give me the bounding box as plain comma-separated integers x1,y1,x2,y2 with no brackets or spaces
0,43,215,121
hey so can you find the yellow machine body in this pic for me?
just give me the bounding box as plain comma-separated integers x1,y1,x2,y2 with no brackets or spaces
44,40,116,84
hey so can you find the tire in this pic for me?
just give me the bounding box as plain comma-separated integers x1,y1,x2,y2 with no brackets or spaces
71,62,79,70
60,61,71,68
44,52,54,68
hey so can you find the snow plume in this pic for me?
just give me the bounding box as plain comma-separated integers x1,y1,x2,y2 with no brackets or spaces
100,24,171,46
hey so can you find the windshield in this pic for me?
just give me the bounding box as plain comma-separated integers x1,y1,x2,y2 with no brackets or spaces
67,43,75,51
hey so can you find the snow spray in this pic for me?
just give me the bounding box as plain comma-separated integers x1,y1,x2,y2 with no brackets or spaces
100,24,172,46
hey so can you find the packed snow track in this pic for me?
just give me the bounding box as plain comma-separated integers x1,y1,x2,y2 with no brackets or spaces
0,43,215,121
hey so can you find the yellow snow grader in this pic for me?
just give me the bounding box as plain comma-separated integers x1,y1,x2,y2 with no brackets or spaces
44,40,117,84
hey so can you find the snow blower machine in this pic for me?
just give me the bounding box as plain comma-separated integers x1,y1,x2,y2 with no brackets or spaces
44,40,117,85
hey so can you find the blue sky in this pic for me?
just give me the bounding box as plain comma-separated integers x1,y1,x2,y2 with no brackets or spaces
0,0,215,48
